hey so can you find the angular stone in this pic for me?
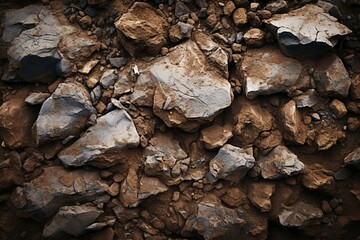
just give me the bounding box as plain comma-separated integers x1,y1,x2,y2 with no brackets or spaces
244,28,265,47
43,204,103,238
34,82,95,145
169,22,194,43
344,147,360,169
208,144,255,183
99,69,117,89
223,1,236,16
350,75,360,100
265,4,351,58
258,145,304,179
248,182,276,212
58,109,139,167
293,89,320,108
279,201,323,227
329,99,347,119
241,46,302,99
301,164,335,193
313,54,351,97
114,2,169,57
265,0,288,13
10,166,109,220
279,100,306,144
233,8,248,26
25,92,51,105
316,130,345,151
200,124,233,149
175,1,190,17
221,188,247,207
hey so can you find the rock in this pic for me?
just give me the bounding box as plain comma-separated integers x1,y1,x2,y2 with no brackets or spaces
265,4,351,58
79,59,99,74
87,0,108,7
58,33,100,61
241,46,302,99
350,75,360,100
207,144,255,183
221,188,247,207
316,130,345,151
175,1,190,17
279,100,307,144
329,99,347,119
34,82,95,145
10,166,109,220
43,204,103,238
114,2,169,57
0,152,24,190
25,92,51,105
301,164,335,193
79,15,92,29
313,54,351,98
344,147,360,169
183,195,245,240
100,69,117,88
258,145,304,179
138,176,168,200
244,28,265,47
293,89,320,108
107,182,120,197
278,201,323,227
233,8,248,26
109,57,127,69
223,1,236,16
248,182,276,212
200,124,233,149
0,98,37,148
169,22,194,43
347,117,360,131
58,109,139,167
265,0,288,14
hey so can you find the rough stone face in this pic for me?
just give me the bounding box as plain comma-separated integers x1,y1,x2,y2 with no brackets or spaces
350,75,360,100
99,69,117,89
279,201,323,227
301,164,335,193
241,46,302,99
233,8,248,26
344,147,360,169
25,92,51,105
258,145,304,179
248,182,276,212
0,98,37,148
313,54,351,97
169,22,194,43
244,28,265,47
58,33,100,61
221,188,247,207
279,100,307,144
114,2,169,57
316,130,346,151
34,82,95,145
58,109,139,167
208,144,255,183
293,89,320,108
265,0,288,13
183,195,245,240
43,204,103,238
10,166,109,220
329,99,347,119
265,4,351,58
200,124,233,149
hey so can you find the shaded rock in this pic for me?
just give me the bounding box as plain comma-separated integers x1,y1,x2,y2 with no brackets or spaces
265,0,288,14
109,57,127,69
350,75,360,100
265,4,351,58
301,164,335,193
315,130,345,151
344,147,360,169
200,124,233,149
207,144,255,183
100,69,117,89
87,0,108,7
244,28,265,47
258,145,304,179
175,1,190,17
241,46,302,99
279,201,323,227
313,54,351,97
0,98,37,148
233,8,248,26
329,99,347,119
10,166,109,220
182,195,245,240
34,82,95,145
169,22,194,43
138,176,168,200
223,1,236,16
43,204,103,238
279,100,307,144
248,182,275,212
0,152,24,190
25,92,51,105
58,109,139,167
114,2,169,57
221,188,247,207
293,89,320,108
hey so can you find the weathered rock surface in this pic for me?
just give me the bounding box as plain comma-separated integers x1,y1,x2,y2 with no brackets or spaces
10,166,109,220
169,22,194,43
207,144,255,183
258,145,304,179
301,164,335,193
200,124,233,149
43,204,103,238
221,188,247,207
58,109,139,167
265,4,352,58
114,2,169,57
25,92,51,105
244,28,265,47
241,46,303,99
279,201,323,227
34,82,95,145
248,182,276,212
344,147,360,168
329,99,347,118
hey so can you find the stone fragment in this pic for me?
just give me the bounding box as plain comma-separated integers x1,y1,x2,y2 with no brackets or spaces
233,8,248,26
58,32,100,60
114,2,169,57
34,82,95,145
315,130,345,151
169,22,194,43
43,204,103,238
329,99,347,119
10,166,109,220
258,145,304,179
248,182,275,212
221,188,247,207
200,124,233,149
58,109,139,167
301,164,335,193
208,144,255,183
344,147,360,169
107,182,120,197
293,89,320,108
279,201,323,227
265,0,288,13
223,1,236,16
79,59,99,74
279,100,307,144
241,46,302,99
265,4,351,58
100,69,117,88
206,14,217,28
109,57,127,68
244,28,265,47
350,75,360,99
175,1,190,17
25,92,51,105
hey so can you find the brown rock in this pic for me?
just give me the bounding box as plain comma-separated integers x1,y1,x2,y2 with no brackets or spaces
321,200,332,213
347,117,360,131
329,99,347,119
316,130,345,151
233,8,248,26
107,182,120,197
200,124,233,149
206,14,217,28
301,164,335,193
244,28,265,47
223,1,236,16
221,188,247,207
248,182,275,212
350,74,360,99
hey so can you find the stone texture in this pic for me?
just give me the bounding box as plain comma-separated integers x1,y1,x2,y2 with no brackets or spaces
169,22,194,43
58,33,99,61
248,182,276,212
10,166,109,220
350,75,360,100
244,28,265,47
344,147,360,169
279,201,323,227
301,164,335,193
265,0,288,13
241,46,302,99
313,54,351,97
315,130,345,151
329,99,347,119
223,1,236,16
43,204,103,238
200,124,233,149
114,2,169,57
258,145,304,179
265,4,351,58
25,92,51,105
279,100,307,144
221,188,247,207
34,82,95,145
99,69,117,89
58,109,139,167
233,8,248,26
293,89,320,108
